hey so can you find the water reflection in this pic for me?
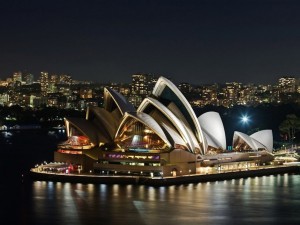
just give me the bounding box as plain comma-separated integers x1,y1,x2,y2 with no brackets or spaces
28,175,300,225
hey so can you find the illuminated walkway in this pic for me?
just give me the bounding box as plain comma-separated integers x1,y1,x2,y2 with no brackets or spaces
30,163,300,186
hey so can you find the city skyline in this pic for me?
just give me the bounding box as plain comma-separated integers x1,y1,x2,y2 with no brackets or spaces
0,72,299,110
1,69,298,85
1,70,299,86
1,0,300,84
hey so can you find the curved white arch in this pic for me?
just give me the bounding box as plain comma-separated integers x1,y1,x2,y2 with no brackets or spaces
115,112,172,148
160,122,188,150
86,106,119,139
138,97,201,153
233,131,268,151
198,111,226,150
104,87,135,116
65,117,111,145
152,76,206,152
201,130,219,149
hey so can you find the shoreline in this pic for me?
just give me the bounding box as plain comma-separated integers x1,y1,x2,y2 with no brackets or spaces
29,165,300,186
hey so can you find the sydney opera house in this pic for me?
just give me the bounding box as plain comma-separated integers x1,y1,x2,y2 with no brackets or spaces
54,77,274,176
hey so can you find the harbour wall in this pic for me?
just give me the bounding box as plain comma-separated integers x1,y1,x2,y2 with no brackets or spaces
29,165,300,186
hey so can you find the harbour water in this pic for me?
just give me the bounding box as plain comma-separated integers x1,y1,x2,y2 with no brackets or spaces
1,130,300,225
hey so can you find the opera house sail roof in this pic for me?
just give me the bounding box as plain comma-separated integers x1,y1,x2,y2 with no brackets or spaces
250,130,273,152
61,76,273,156
138,97,200,153
103,87,135,119
114,111,172,151
198,111,227,150
152,77,206,154
233,130,273,152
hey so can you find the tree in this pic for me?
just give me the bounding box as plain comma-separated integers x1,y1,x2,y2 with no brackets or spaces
279,114,300,143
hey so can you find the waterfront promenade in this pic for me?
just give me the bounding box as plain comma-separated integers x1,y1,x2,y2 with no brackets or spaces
30,164,300,186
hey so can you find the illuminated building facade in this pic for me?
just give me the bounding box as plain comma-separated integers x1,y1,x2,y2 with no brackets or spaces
79,88,93,99
59,74,72,85
55,76,274,175
23,73,34,85
48,74,59,93
129,74,158,107
13,71,22,83
278,76,297,93
40,71,49,96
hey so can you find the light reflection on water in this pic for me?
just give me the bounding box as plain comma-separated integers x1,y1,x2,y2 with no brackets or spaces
25,174,300,225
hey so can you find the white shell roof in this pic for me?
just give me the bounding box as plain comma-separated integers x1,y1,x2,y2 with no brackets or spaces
115,112,172,148
198,111,226,150
86,106,119,140
250,130,273,152
233,131,272,151
65,117,111,145
152,76,206,151
104,87,135,115
138,97,200,153
202,130,219,149
160,122,188,149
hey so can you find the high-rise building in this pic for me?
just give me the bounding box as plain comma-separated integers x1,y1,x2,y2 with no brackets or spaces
13,71,22,83
278,76,296,93
129,74,158,107
50,74,59,84
59,74,72,85
225,82,241,104
23,73,34,85
0,93,9,105
238,84,256,105
40,72,49,96
48,74,59,93
80,87,93,99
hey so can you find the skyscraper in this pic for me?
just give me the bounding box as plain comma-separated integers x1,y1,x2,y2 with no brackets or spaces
278,76,297,93
129,74,158,107
40,72,49,96
49,74,59,93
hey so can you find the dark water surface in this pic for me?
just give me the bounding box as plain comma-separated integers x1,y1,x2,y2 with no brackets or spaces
1,130,300,225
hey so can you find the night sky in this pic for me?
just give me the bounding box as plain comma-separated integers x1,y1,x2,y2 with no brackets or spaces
1,0,300,84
